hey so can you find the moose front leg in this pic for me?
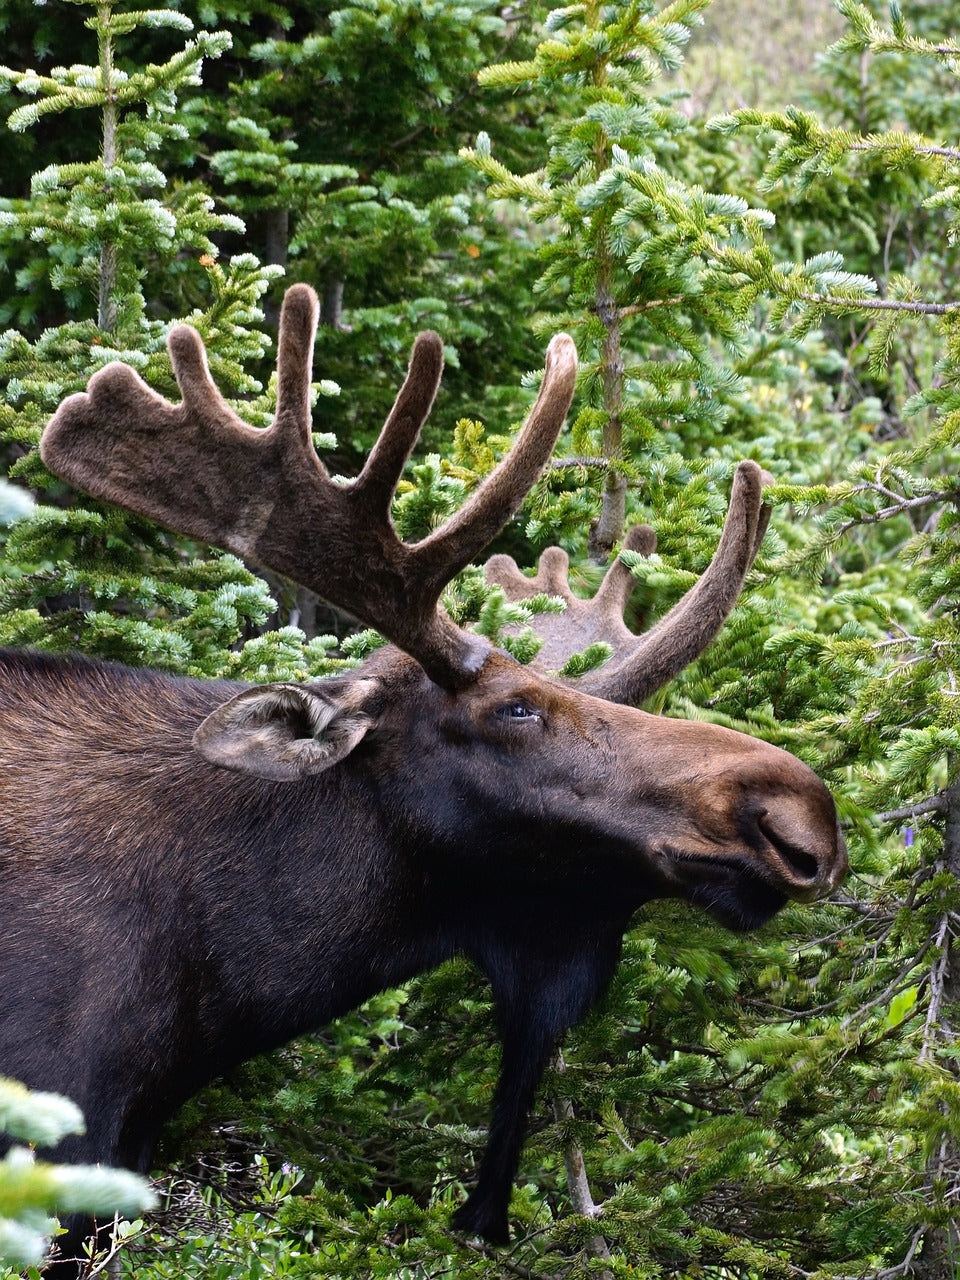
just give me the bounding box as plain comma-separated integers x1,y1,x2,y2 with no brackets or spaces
450,1010,555,1243
453,924,625,1244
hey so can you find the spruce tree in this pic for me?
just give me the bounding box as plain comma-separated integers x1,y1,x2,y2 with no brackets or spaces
705,2,960,1274
461,0,799,561
0,0,345,681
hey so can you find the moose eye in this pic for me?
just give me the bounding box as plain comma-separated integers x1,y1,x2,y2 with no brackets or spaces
498,701,541,722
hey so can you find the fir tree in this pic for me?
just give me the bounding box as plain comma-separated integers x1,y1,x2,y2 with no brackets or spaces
0,0,345,681
462,0,792,561
706,2,960,1274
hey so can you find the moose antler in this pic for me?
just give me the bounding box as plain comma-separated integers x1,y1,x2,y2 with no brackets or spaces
484,460,771,704
41,284,578,690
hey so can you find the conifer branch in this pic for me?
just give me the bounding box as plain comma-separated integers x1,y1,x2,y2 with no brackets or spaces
547,457,609,471
850,141,960,161
618,296,687,318
789,1227,926,1279
874,795,947,824
463,1238,564,1280
97,4,118,334
919,913,952,1064
840,946,934,1031
832,488,955,537
802,294,956,316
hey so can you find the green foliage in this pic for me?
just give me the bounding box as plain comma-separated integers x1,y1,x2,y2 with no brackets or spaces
0,1078,154,1272
121,1158,303,1279
463,0,790,562
178,0,551,453
3,0,960,1277
690,5,960,1273
0,0,326,680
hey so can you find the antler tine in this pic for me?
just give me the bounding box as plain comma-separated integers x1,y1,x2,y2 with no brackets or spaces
484,524,656,674
41,285,579,691
166,326,248,431
41,286,330,563
592,460,770,704
353,331,444,515
485,463,769,702
591,523,658,616
274,283,324,438
409,333,578,596
485,545,574,604
168,286,320,446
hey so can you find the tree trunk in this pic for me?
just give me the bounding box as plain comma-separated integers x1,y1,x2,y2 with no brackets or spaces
265,208,289,270
321,277,345,329
584,3,626,565
291,587,318,640
550,1051,612,1276
97,4,117,335
587,283,626,563
263,208,289,327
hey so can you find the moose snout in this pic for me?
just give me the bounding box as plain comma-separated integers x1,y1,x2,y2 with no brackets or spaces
746,801,848,902
657,721,850,905
631,714,849,907
721,736,849,903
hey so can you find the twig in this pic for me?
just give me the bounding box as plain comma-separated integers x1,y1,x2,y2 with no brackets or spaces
833,489,954,537
547,457,609,471
550,1050,612,1276
873,794,947,823
618,295,686,318
802,293,957,315
788,1225,926,1279
851,141,960,161
463,1235,565,1280
919,915,952,1063
839,943,933,1030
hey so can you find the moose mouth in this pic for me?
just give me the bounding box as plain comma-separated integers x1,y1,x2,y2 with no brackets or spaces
661,848,792,932
687,871,788,932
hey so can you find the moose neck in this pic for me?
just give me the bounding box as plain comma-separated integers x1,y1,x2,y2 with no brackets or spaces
162,759,455,1067
0,653,443,1072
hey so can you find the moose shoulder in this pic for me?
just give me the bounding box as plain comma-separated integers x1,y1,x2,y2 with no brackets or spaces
4,284,847,1273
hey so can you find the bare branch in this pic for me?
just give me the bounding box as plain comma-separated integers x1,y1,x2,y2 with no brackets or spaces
874,795,947,824
550,1050,612,1276
802,293,957,316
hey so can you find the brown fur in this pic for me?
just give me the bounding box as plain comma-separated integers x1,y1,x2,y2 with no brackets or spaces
0,641,846,1272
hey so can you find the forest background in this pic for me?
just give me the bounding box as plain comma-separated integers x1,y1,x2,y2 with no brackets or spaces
1,0,959,1277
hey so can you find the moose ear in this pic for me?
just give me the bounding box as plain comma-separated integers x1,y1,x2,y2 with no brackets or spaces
192,680,377,781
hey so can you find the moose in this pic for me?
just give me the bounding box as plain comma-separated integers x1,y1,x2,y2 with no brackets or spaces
0,283,847,1273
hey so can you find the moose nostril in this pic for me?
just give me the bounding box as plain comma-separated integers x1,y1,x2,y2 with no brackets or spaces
757,816,820,882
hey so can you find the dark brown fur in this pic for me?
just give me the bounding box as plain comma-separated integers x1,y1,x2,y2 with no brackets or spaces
0,645,846,1272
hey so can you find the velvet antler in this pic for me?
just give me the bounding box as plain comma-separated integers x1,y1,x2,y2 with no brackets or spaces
40,284,578,690
484,460,771,704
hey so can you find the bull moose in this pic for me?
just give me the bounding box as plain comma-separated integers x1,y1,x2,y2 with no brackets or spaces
0,283,847,1273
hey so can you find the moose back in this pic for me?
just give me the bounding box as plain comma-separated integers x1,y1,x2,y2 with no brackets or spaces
0,285,847,1272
